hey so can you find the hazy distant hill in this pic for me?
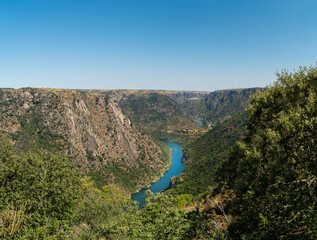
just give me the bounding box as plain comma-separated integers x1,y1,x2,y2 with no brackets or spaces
155,90,209,104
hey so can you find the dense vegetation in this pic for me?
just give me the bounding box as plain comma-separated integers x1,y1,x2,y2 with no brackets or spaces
0,137,81,238
1,65,316,239
223,66,317,239
0,138,225,239
168,65,317,239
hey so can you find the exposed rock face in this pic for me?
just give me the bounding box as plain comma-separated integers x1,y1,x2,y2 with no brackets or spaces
80,89,208,137
0,88,168,191
199,88,260,124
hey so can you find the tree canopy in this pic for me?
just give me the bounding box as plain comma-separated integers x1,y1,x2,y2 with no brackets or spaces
0,137,82,238
226,65,317,239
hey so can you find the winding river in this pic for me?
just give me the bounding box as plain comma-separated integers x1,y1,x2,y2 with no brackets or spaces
131,141,184,207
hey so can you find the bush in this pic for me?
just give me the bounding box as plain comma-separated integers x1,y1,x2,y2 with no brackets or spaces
0,137,82,239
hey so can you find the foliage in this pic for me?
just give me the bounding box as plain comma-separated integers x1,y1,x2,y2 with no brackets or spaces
0,138,223,239
107,191,224,240
226,66,317,239
0,137,82,239
70,177,132,239
175,194,193,207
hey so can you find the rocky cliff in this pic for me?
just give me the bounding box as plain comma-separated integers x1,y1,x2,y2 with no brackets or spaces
188,88,261,125
0,88,170,192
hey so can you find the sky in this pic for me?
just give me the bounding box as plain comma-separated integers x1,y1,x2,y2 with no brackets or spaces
0,0,317,91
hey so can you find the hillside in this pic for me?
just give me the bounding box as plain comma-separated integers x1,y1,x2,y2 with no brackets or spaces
82,88,259,137
0,87,258,192
81,89,208,138
1,68,315,239
165,89,259,196
0,88,170,192
189,88,260,126
170,111,249,196
118,91,197,139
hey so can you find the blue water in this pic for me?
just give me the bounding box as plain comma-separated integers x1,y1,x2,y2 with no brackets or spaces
197,118,204,128
131,141,184,207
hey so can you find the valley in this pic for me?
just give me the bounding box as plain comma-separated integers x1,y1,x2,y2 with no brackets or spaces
1,71,315,239
0,87,257,194
2,1,316,238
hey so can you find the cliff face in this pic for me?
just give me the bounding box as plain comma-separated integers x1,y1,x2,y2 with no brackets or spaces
0,88,169,192
118,92,197,139
184,88,261,125
81,90,208,137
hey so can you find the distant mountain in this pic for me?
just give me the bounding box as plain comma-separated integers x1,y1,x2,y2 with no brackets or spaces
139,88,260,128
155,90,209,104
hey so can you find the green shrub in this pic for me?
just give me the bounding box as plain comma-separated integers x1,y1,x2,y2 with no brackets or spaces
0,137,82,239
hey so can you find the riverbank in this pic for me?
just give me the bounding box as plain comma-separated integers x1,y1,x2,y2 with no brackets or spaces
131,141,184,207
132,140,172,193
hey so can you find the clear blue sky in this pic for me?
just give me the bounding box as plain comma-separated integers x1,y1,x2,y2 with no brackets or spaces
1,0,316,91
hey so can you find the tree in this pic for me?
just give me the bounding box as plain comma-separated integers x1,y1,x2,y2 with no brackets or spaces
227,65,317,239
0,138,82,239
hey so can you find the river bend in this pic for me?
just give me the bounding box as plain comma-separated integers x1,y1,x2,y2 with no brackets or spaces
131,141,184,207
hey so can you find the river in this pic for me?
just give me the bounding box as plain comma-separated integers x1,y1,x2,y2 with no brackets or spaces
131,141,184,207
